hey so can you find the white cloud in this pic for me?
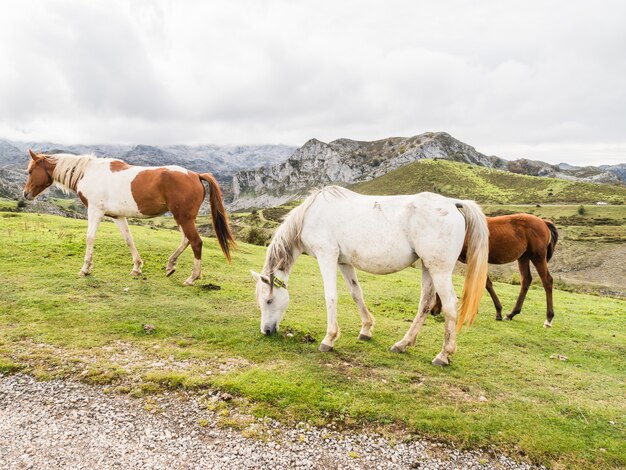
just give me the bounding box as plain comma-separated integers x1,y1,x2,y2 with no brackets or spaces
0,0,625,165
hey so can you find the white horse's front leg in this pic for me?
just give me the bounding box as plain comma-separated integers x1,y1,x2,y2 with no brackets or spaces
339,264,374,340
80,208,103,276
317,255,339,352
391,267,435,353
113,217,143,276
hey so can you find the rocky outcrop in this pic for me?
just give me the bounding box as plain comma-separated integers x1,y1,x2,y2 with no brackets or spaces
231,132,626,210
231,132,499,209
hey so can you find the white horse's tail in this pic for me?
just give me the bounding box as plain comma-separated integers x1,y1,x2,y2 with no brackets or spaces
455,201,489,331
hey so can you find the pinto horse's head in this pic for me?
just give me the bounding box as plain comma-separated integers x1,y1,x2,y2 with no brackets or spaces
23,149,55,200
251,270,290,335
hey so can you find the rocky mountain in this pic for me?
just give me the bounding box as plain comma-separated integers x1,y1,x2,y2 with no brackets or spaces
231,132,625,209
0,139,296,201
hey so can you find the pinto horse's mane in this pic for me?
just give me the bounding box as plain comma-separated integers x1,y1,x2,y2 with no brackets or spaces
47,153,100,193
263,186,346,275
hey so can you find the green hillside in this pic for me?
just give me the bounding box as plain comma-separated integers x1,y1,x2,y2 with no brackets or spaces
351,159,626,204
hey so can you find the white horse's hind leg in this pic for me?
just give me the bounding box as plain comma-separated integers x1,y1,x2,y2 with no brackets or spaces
166,226,189,276
391,267,435,353
317,254,340,352
80,208,103,276
429,270,458,367
339,264,374,340
113,217,143,276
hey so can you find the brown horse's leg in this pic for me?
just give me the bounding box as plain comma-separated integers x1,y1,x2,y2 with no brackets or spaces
166,226,189,276
178,219,203,286
431,294,442,316
486,276,503,320
532,257,555,328
506,256,532,320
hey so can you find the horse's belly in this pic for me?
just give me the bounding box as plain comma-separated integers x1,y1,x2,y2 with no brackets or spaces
339,245,417,274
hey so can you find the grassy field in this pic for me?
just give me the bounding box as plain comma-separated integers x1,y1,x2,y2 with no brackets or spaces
0,212,625,468
351,159,626,204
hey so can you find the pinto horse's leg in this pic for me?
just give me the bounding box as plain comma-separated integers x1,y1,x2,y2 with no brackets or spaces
317,254,340,352
338,264,374,340
113,217,143,276
179,220,202,286
391,267,435,353
486,276,504,320
429,270,459,366
79,208,103,276
166,226,189,277
506,255,532,321
531,256,555,328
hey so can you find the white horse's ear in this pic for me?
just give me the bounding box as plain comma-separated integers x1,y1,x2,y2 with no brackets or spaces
250,270,271,284
28,149,39,160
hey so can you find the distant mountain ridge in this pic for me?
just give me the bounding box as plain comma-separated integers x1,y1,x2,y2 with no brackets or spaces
0,139,296,200
231,132,625,209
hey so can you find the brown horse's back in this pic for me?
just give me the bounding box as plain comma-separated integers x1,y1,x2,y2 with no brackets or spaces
460,213,552,265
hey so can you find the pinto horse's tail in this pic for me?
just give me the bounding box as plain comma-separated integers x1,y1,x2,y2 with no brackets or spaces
544,220,559,262
199,173,236,262
455,201,490,331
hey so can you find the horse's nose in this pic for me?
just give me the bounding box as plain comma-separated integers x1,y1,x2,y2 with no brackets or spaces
23,191,28,199
263,326,277,335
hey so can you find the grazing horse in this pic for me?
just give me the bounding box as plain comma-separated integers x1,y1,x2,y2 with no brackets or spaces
251,186,489,366
432,214,558,327
23,150,235,285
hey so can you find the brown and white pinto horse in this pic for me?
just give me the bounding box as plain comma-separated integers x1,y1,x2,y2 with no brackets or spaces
433,213,558,327
23,150,235,285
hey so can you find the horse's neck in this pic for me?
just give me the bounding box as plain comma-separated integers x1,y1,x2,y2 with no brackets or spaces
264,247,301,279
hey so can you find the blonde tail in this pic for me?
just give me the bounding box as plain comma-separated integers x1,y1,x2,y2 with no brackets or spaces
455,201,489,331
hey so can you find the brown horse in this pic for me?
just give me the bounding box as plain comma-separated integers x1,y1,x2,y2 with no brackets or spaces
433,213,558,327
23,150,235,285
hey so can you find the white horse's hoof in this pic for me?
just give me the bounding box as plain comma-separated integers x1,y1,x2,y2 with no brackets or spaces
358,334,372,341
318,343,333,352
130,270,141,277
166,267,176,277
432,356,450,367
183,279,195,286
390,343,406,353
79,270,90,277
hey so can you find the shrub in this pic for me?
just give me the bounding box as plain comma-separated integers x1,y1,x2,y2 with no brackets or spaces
578,205,586,215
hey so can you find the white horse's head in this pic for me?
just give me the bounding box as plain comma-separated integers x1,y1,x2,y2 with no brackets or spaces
251,270,290,335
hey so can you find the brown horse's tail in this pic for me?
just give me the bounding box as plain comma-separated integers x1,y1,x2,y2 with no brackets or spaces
545,220,559,262
455,201,490,331
199,173,236,262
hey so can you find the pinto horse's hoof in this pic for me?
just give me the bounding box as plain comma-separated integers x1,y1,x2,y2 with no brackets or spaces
166,268,176,277
318,343,333,352
543,320,553,328
358,334,372,341
432,357,450,367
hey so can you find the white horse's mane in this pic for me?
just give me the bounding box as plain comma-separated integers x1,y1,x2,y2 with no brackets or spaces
263,186,347,274
47,153,104,193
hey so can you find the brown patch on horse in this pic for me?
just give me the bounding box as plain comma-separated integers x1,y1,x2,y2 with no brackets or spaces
78,191,89,207
110,160,131,172
131,168,176,216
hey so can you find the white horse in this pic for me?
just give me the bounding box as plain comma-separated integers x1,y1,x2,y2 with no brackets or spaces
251,186,489,366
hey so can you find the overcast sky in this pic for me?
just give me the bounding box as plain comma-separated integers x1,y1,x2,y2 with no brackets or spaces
1,1,625,165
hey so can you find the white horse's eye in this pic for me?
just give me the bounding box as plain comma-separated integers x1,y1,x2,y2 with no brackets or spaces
266,299,273,304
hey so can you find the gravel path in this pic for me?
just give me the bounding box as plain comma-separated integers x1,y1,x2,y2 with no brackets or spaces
0,374,541,469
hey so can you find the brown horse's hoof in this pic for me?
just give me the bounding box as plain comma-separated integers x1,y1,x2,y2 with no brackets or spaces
495,315,503,321
318,343,333,352
432,357,450,367
358,334,372,341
